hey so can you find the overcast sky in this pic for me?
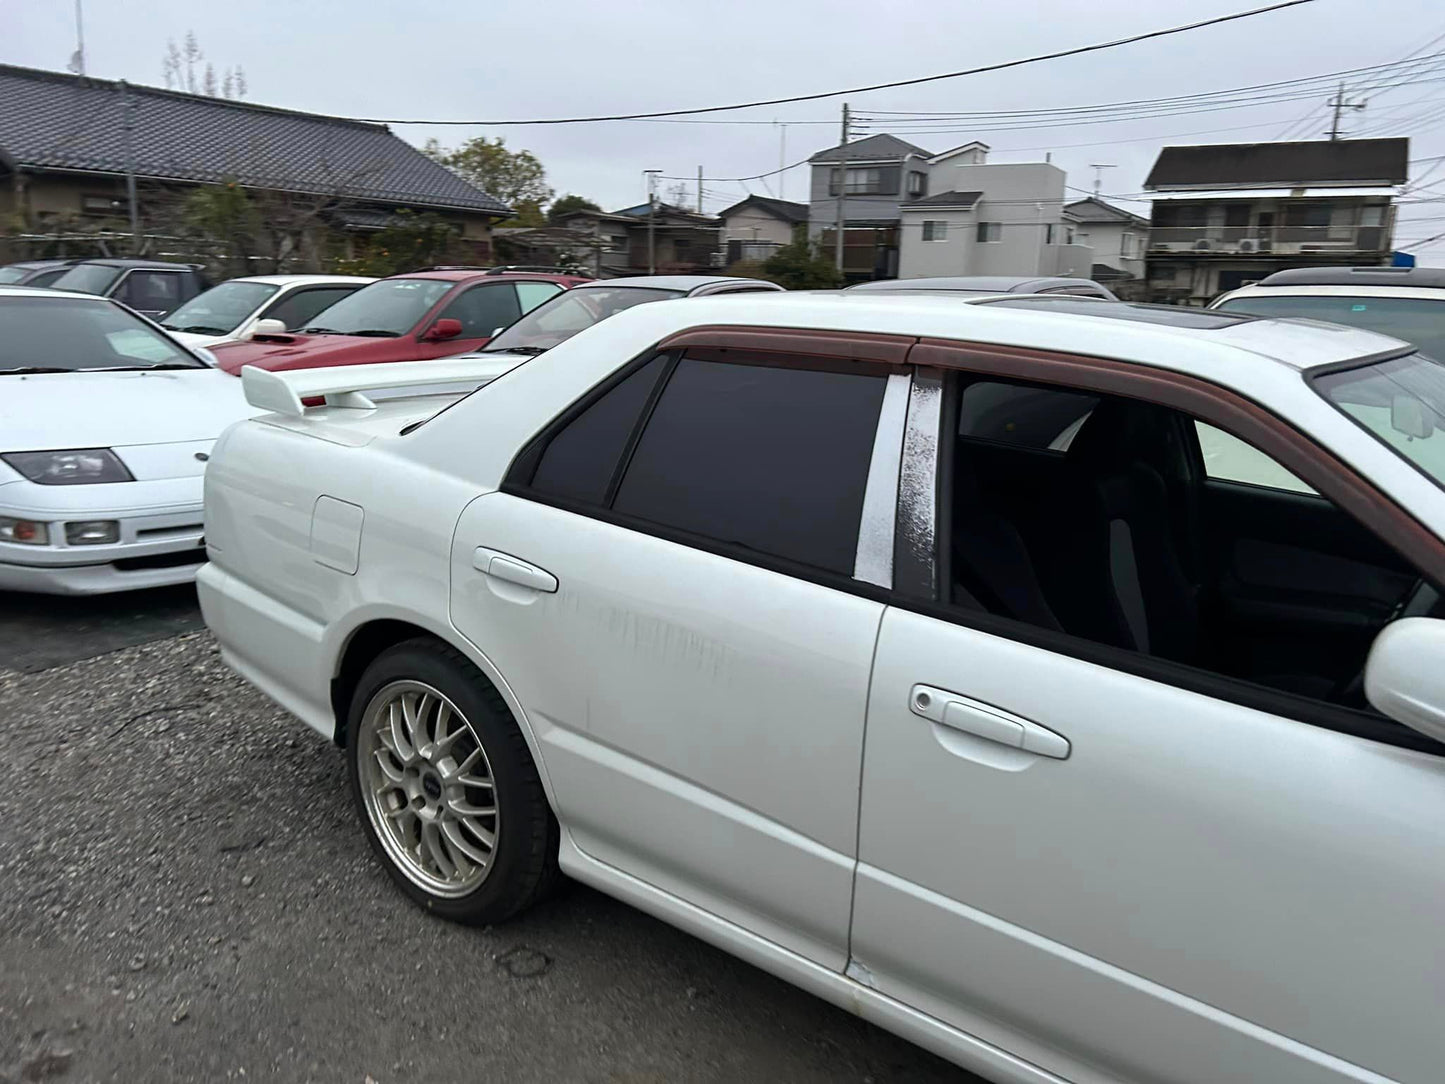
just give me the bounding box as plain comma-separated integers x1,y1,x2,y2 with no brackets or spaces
5,0,1445,256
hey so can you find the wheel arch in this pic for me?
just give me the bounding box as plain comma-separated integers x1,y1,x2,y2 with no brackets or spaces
328,612,562,818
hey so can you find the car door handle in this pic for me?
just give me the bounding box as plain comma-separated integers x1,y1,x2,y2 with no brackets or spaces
471,547,558,593
909,684,1069,759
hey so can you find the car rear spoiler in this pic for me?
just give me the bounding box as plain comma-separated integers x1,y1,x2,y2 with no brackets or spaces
240,357,520,417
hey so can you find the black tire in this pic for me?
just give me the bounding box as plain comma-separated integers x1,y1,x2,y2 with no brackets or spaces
346,637,560,925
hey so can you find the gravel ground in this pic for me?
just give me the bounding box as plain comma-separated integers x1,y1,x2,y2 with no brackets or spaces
0,632,979,1084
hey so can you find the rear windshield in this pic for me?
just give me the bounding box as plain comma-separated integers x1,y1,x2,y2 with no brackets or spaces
483,285,682,354
1216,294,1445,358
0,266,35,284
0,296,203,371
50,263,124,296
1315,352,1445,488
300,278,454,336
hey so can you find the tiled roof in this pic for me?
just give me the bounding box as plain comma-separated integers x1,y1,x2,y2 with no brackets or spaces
716,195,809,224
810,133,933,163
901,190,983,209
1064,197,1149,227
0,64,510,215
1145,138,1409,190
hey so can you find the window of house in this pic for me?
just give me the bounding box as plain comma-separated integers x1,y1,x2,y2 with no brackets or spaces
81,195,120,216
941,372,1432,744
611,355,888,574
1121,232,1137,258
1286,202,1333,228
829,167,900,196
976,222,1002,243
908,171,927,198
1066,226,1076,244
436,283,522,338
922,221,948,242
610,234,629,249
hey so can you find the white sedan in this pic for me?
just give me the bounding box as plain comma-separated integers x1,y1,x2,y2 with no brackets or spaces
201,293,1445,1084
0,286,259,594
160,274,374,349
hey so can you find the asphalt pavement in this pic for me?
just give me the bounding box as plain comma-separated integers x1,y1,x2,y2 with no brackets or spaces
0,600,981,1084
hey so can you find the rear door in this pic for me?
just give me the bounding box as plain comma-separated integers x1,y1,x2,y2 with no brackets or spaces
448,332,911,968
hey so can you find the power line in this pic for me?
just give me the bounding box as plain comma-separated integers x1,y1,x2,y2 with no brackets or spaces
354,0,1321,126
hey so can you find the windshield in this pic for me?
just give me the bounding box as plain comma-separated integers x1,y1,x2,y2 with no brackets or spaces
0,266,35,285
1217,294,1445,358
50,263,124,296
483,285,683,353
162,280,279,334
300,278,453,336
0,296,203,371
1315,353,1445,488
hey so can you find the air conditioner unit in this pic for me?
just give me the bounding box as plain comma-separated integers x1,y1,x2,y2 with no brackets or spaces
1193,239,1213,252
1237,238,1260,253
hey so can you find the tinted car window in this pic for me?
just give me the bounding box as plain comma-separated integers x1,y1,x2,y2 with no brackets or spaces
262,287,361,330
439,283,522,338
959,381,1099,451
51,263,123,296
117,271,183,314
529,356,671,505
613,356,886,573
26,268,71,288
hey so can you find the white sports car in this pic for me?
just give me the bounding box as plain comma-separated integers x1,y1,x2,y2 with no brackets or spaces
0,286,259,594
201,293,1445,1084
160,274,375,350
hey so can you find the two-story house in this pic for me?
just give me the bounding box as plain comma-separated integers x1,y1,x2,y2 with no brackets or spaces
554,202,721,276
897,158,1093,280
717,196,808,266
1143,137,1409,304
1064,196,1149,293
807,134,1089,282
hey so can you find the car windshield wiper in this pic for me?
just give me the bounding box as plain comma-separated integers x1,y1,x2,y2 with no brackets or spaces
0,366,75,374
88,363,202,372
482,345,547,356
300,326,338,334
175,325,230,335
342,329,402,338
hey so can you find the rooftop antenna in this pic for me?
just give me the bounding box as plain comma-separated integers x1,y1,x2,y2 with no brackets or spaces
1089,163,1117,196
67,0,85,75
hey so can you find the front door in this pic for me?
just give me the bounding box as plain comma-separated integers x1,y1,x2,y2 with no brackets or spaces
449,340,909,968
851,364,1445,1083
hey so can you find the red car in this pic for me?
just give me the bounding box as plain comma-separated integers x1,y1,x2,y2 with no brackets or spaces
211,268,588,375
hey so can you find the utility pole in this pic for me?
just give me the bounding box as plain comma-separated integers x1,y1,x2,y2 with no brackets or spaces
1327,82,1366,140
643,169,661,275
1089,163,1116,197
121,80,140,254
776,121,787,202
697,165,704,214
834,101,850,273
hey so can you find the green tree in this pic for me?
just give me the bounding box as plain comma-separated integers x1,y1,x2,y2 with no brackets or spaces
332,210,465,277
547,193,602,222
424,137,553,225
760,238,844,290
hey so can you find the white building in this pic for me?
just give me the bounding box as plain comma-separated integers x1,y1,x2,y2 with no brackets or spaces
1064,196,1149,293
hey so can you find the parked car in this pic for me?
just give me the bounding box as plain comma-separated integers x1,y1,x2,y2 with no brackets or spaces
160,274,376,350
203,292,1445,1083
209,269,588,376
0,258,77,287
0,286,257,594
46,258,210,319
1211,265,1445,357
457,275,785,365
847,275,1118,299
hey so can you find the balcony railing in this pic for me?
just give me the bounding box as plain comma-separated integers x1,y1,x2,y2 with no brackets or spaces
1147,224,1388,255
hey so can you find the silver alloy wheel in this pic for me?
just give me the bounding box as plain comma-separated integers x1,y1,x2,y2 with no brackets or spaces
357,680,500,898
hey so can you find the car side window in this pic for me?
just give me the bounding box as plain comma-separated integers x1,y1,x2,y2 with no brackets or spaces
438,284,522,338
941,371,1435,746
528,355,671,505
515,282,563,313
1194,421,1315,494
116,271,181,314
262,287,359,330
611,354,887,573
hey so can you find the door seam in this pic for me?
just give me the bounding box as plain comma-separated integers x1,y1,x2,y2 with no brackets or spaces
844,603,889,968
